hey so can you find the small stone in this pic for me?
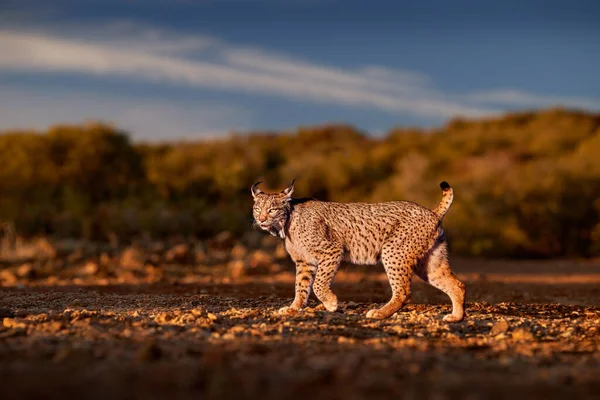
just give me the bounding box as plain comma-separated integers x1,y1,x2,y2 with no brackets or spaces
207,313,218,321
120,247,146,270
0,270,18,284
560,329,574,338
512,328,535,341
229,325,245,334
3,318,26,329
16,263,36,279
490,319,510,336
81,261,99,276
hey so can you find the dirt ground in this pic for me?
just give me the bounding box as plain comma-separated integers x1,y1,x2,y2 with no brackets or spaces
1,257,600,400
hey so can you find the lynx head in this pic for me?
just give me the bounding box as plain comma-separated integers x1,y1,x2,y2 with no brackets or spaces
251,180,295,239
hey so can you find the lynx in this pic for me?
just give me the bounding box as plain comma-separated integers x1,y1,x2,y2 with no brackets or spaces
251,180,466,322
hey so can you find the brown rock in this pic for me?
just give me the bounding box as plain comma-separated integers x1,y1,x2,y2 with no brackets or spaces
80,261,100,276
164,243,194,264
46,320,65,333
207,313,218,321
154,312,174,324
3,318,26,329
120,247,146,270
0,269,18,284
16,263,36,279
512,328,535,341
490,319,510,336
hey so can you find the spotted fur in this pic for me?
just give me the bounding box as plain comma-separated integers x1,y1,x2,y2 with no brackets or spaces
251,180,466,322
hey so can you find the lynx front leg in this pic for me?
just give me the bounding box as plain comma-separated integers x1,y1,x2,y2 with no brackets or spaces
312,251,343,312
278,260,316,315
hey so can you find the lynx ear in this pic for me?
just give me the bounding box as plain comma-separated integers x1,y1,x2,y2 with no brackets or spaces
251,181,264,199
282,179,295,198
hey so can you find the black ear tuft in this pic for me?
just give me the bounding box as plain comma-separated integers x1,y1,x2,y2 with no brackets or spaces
282,178,296,197
251,181,264,198
440,181,451,191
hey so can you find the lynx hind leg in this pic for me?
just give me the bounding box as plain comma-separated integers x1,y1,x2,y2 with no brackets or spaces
366,238,415,320
416,239,466,323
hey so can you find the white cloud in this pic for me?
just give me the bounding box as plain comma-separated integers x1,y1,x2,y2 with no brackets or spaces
464,89,600,110
0,22,598,133
0,87,252,141
0,27,495,119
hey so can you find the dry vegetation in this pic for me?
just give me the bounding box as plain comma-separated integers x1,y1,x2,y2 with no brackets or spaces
1,108,599,258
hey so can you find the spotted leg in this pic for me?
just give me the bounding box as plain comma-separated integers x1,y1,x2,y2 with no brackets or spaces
415,238,466,323
278,260,317,315
366,231,431,320
312,249,343,313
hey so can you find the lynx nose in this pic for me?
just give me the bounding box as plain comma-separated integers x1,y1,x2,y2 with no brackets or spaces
258,214,267,223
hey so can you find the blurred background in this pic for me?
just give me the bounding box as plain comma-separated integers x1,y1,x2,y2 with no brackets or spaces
1,0,599,282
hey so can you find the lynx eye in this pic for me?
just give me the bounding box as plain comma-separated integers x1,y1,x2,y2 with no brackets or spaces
268,208,277,214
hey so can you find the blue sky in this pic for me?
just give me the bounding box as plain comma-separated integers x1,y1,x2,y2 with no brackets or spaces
0,0,598,141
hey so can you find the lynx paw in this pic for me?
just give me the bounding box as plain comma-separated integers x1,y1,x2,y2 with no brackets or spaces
321,296,338,313
443,314,464,323
366,309,387,319
278,305,300,316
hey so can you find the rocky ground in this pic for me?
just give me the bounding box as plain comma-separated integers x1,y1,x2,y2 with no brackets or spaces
1,235,599,399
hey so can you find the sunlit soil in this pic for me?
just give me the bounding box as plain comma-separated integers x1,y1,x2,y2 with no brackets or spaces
1,258,599,399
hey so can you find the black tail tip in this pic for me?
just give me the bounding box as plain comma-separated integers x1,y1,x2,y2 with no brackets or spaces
440,181,451,190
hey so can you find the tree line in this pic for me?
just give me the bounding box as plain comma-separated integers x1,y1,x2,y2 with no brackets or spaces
0,108,598,258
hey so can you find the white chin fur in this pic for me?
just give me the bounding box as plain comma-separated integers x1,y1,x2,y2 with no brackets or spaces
265,224,285,239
